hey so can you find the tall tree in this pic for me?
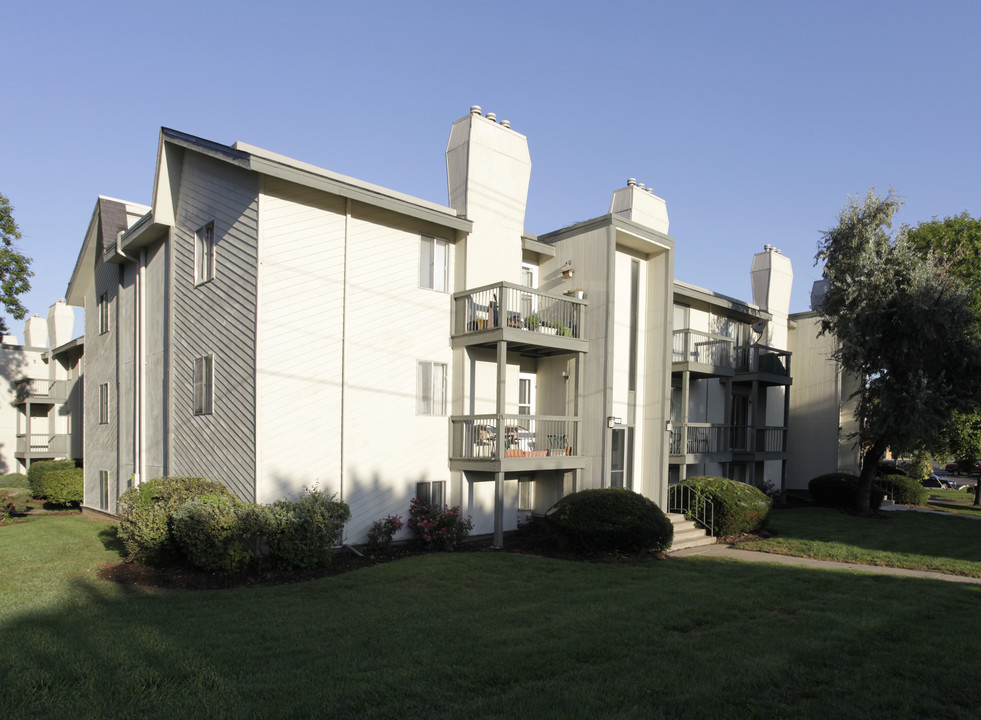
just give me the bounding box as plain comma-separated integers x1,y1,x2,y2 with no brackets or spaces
816,190,981,513
907,212,981,505
0,193,32,335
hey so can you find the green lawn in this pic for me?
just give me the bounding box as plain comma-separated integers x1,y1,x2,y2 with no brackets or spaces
923,487,981,516
738,506,981,576
3,514,981,719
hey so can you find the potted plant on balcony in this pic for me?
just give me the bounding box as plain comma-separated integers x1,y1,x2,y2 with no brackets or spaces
523,314,541,331
564,289,586,299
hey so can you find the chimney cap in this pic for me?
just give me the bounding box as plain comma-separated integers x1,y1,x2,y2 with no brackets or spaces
470,105,482,115
486,112,497,122
627,178,637,187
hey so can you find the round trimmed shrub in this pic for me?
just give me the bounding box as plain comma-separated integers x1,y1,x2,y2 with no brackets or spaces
37,467,83,506
808,472,885,510
877,474,927,505
117,476,237,561
0,473,30,489
544,488,673,553
679,477,772,536
172,494,250,571
266,487,351,569
27,460,78,499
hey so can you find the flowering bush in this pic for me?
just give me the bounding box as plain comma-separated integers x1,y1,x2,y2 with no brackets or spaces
366,514,404,551
1,490,27,523
407,498,473,551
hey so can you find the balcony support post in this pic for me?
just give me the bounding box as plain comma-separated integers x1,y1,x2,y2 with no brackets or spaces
494,340,506,547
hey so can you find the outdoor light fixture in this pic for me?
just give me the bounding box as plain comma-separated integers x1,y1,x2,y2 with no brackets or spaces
560,260,574,280
607,416,622,428
665,421,673,433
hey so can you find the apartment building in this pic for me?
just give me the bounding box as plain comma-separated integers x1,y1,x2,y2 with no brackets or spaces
0,300,83,473
66,107,794,543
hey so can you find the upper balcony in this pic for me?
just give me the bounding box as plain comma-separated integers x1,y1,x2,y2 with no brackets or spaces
672,330,735,377
15,433,70,458
15,379,67,404
733,345,792,386
451,282,588,357
668,423,788,462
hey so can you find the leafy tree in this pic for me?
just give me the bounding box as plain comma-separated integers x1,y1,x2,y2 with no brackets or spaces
937,409,981,505
0,193,32,335
816,190,981,513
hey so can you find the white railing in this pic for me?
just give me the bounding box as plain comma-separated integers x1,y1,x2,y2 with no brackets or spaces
453,282,585,340
451,415,580,460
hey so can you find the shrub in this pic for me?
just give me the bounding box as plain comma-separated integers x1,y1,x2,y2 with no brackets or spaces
544,488,673,553
0,473,30,489
407,499,474,551
117,476,236,561
366,514,404,552
36,467,83,506
877,461,906,477
27,460,77,499
808,472,885,511
266,487,350,569
1,489,27,523
877,474,928,505
678,477,772,536
172,494,251,571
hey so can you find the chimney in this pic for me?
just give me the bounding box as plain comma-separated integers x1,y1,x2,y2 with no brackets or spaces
446,106,531,287
750,245,793,348
23,314,48,348
47,299,74,349
609,178,669,234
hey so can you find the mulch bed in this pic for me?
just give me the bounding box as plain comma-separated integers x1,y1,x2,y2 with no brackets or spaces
96,520,677,591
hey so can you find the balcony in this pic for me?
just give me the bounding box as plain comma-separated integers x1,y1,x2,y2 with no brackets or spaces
672,330,735,377
669,423,787,461
733,345,792,385
15,433,70,458
15,378,66,404
452,282,588,357
449,414,585,472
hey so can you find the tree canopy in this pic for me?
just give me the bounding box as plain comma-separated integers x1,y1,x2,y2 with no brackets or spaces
816,190,981,512
0,193,32,336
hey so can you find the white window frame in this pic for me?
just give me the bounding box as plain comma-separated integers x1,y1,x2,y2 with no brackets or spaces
416,480,446,508
99,470,109,510
193,354,214,415
518,372,535,416
194,222,216,286
518,477,534,511
98,383,109,425
98,292,110,334
416,361,447,416
419,236,448,292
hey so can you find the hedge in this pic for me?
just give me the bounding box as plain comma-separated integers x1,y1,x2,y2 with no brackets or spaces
545,488,673,553
172,494,251,571
876,474,928,505
678,477,772,536
27,460,78,499
808,472,885,510
37,468,83,506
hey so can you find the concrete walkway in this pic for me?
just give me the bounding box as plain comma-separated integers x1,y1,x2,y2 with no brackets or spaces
670,501,981,585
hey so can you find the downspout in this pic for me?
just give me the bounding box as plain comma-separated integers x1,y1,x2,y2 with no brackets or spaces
138,247,147,486
340,199,350,517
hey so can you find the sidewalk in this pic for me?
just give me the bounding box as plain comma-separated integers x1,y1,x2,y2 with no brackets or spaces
671,501,981,585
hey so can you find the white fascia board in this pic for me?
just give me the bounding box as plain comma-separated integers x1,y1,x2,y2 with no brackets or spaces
673,280,768,321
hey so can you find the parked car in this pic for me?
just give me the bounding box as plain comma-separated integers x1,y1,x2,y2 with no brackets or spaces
944,461,981,475
923,474,958,489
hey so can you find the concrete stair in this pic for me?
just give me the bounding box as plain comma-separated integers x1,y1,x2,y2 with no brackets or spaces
666,512,716,552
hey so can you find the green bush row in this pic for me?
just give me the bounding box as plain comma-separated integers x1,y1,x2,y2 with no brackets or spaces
118,477,350,571
545,488,673,553
876,474,928,505
27,460,82,506
677,477,772,536
808,473,885,510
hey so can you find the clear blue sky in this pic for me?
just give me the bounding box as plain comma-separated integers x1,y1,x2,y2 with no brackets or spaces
2,0,978,336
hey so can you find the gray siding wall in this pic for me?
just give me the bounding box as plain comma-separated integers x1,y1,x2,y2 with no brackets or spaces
84,259,122,511
146,238,168,480
169,152,259,500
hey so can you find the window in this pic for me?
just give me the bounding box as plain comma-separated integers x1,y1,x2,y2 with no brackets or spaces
194,222,215,285
98,384,109,424
99,470,109,510
518,373,534,416
416,480,446,508
416,361,446,415
518,478,533,511
98,292,110,334
419,236,448,292
193,355,214,415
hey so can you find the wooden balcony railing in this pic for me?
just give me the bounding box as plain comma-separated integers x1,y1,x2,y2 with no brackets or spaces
672,330,735,368
670,424,787,456
734,345,791,377
16,378,65,402
453,282,585,340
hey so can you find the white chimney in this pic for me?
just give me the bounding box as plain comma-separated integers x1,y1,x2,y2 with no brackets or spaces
750,245,793,348
609,178,669,234
47,299,74,349
446,108,531,288
23,314,48,348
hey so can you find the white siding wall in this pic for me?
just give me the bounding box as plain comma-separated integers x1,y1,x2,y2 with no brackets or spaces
256,179,346,505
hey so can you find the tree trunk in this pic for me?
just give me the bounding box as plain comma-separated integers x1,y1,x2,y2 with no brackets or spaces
857,439,888,514
974,479,980,507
